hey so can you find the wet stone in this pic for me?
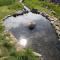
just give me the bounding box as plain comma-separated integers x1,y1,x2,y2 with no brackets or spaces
31,8,40,14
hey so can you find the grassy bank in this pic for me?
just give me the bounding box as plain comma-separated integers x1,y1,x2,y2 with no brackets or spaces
23,0,60,18
0,0,17,6
0,2,23,21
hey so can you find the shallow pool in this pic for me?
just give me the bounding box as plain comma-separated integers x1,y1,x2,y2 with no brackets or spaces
4,12,60,60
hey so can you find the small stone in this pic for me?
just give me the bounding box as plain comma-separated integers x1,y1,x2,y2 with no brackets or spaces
56,30,60,35
58,34,60,38
41,13,46,17
54,21,60,26
28,22,36,30
55,26,60,30
48,17,54,21
56,24,59,26
59,39,60,41
31,8,40,14
50,21,54,24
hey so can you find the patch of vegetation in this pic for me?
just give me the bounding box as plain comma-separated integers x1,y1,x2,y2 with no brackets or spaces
0,0,17,6
9,49,38,60
23,0,60,18
0,47,38,60
0,1,23,57
0,2,23,20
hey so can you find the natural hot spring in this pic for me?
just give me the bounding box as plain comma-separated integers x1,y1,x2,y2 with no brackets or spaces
4,12,60,60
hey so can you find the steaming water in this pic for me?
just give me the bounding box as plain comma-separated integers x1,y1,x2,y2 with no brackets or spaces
4,12,60,60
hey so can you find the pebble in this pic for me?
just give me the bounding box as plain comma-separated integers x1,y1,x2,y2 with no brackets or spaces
55,26,60,30
56,30,60,38
50,21,54,24
59,39,60,41
48,17,54,21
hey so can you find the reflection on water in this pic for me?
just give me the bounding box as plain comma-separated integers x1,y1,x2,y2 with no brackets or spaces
4,12,60,60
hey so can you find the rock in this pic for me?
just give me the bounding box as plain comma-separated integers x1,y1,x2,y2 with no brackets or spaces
28,22,36,30
55,26,60,30
53,20,60,26
48,17,54,21
23,8,29,14
12,11,25,17
12,13,23,17
42,13,48,18
53,18,58,21
44,14,49,19
41,13,46,17
24,6,30,12
56,30,60,36
50,21,54,24
40,12,49,19
31,8,40,14
59,39,60,41
19,0,23,2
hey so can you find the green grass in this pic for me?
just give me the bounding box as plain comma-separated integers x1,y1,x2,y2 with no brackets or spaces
3,49,38,60
23,0,60,18
0,0,17,6
0,2,23,21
